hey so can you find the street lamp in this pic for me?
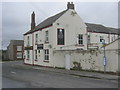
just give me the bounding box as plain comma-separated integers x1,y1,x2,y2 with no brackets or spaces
102,40,106,73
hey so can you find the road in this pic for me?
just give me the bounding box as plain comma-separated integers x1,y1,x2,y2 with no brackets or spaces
2,61,118,88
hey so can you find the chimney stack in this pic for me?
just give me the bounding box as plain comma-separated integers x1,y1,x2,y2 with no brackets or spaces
31,11,36,30
67,2,75,10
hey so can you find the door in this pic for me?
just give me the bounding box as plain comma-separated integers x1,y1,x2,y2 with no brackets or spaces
65,54,70,70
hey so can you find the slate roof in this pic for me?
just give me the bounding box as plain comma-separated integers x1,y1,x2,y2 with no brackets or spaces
24,9,120,35
7,40,24,49
10,40,24,46
86,23,119,35
24,9,68,35
108,27,119,34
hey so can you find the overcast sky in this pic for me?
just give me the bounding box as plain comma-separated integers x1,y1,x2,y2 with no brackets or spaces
1,2,118,49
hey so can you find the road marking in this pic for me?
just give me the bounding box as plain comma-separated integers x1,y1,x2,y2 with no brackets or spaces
33,67,41,70
11,71,16,74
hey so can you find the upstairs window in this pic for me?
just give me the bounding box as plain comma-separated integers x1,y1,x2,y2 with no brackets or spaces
45,31,49,42
78,34,83,45
35,34,38,44
57,29,65,45
100,36,104,43
111,37,114,42
17,46,22,51
87,35,90,44
27,36,30,46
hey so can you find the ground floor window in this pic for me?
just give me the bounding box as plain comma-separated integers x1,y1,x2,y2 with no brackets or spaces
17,52,22,58
35,50,37,60
44,49,49,61
27,50,30,59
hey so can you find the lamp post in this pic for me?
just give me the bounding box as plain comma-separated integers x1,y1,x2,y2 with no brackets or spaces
102,40,106,73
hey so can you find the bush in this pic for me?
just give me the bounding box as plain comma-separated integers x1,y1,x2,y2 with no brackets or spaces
73,61,82,70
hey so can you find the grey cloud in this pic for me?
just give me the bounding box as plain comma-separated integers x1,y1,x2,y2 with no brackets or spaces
2,2,118,49
76,2,118,28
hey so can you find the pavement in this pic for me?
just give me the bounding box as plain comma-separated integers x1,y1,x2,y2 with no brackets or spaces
14,61,118,81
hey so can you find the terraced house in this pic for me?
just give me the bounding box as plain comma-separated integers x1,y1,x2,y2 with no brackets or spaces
23,2,119,69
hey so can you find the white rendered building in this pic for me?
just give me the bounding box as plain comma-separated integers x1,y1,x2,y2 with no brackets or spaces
24,2,119,68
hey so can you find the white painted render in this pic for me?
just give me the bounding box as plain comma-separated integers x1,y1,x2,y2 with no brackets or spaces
24,34,32,46
24,9,87,65
33,27,54,66
53,9,87,50
105,38,119,50
24,8,119,72
87,32,118,49
53,50,119,72
24,34,33,64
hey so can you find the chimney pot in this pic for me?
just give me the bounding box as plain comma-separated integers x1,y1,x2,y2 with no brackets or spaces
67,2,75,10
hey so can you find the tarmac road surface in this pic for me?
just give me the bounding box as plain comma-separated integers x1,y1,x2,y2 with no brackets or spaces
2,61,118,88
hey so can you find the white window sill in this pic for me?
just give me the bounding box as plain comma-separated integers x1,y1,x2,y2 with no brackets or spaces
44,60,49,62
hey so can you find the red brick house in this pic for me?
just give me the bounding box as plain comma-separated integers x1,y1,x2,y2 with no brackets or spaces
7,40,24,60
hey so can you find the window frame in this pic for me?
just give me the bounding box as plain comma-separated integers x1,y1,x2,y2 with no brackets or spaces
27,50,30,59
16,52,22,59
17,46,22,51
111,36,114,42
35,34,38,44
100,36,104,43
78,34,83,45
57,28,65,45
44,49,49,61
35,50,37,60
87,35,90,44
45,31,49,42
27,36,30,46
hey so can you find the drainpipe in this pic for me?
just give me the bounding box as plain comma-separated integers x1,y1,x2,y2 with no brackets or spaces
32,33,34,65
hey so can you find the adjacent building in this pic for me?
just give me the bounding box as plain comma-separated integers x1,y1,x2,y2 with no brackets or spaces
7,40,24,60
0,50,8,61
23,2,119,70
2,50,8,60
86,23,119,49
